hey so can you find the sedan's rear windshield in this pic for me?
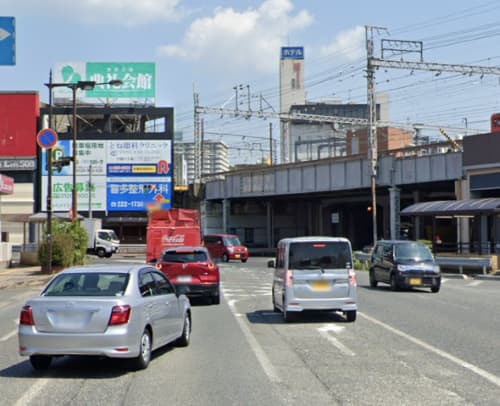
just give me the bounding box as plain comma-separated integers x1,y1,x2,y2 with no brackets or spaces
161,251,208,263
42,273,129,297
289,242,352,270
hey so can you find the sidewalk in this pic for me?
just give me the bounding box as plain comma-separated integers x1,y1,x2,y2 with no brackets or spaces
0,264,52,290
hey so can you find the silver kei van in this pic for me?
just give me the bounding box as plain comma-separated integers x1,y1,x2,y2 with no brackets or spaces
268,236,357,322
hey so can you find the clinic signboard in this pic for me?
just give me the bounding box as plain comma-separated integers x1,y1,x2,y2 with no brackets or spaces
52,62,156,104
41,139,172,213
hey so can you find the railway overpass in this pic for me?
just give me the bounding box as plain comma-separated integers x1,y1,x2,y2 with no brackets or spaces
202,142,464,251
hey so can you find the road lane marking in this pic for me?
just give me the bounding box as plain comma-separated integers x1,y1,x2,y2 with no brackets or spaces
227,299,281,383
0,329,17,342
0,319,19,342
317,325,355,356
0,300,14,310
359,312,500,388
467,280,482,287
14,379,50,406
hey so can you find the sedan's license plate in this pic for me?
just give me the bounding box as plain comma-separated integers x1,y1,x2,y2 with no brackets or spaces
311,280,330,291
409,278,422,285
235,254,240,258
177,275,192,283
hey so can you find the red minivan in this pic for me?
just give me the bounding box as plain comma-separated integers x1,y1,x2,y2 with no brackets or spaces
203,234,249,263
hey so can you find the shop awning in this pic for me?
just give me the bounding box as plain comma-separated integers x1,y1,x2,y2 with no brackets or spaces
401,198,500,216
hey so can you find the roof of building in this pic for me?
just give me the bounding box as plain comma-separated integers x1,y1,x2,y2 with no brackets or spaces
401,198,500,216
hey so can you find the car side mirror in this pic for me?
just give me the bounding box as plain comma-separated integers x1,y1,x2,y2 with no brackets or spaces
267,259,276,268
149,258,157,264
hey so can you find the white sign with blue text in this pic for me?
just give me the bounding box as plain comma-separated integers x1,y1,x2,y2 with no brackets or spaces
40,139,172,213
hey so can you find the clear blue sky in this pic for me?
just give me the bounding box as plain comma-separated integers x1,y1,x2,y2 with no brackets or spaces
1,0,500,164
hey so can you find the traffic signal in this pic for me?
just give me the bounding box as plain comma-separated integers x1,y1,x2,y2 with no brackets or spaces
53,156,73,172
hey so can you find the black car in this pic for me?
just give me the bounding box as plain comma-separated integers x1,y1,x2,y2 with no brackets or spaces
369,240,441,293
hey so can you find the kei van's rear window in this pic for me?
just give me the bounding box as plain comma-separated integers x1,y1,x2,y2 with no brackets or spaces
289,241,352,270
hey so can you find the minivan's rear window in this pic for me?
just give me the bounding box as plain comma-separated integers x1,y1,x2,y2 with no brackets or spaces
289,242,351,270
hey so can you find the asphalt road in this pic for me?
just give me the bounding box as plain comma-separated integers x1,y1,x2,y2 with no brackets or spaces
0,256,499,405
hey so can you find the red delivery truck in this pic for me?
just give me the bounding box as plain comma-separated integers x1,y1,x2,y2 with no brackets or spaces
146,209,202,263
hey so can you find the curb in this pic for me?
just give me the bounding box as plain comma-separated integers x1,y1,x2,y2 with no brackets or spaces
473,274,500,281
442,273,500,281
442,273,469,279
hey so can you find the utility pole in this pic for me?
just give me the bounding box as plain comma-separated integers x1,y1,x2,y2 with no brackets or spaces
201,118,205,176
366,31,500,244
366,25,386,245
47,70,53,274
269,122,273,165
193,91,201,183
88,164,92,219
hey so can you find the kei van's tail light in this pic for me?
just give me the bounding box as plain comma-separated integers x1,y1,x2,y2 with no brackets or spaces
285,270,293,287
109,305,131,326
348,269,357,287
19,305,34,326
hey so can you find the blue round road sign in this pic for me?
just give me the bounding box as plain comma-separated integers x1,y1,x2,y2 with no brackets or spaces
37,128,58,149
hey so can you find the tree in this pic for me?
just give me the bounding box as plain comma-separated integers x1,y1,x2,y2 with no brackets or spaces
38,220,88,271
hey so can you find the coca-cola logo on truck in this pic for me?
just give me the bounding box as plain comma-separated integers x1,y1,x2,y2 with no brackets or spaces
162,234,185,244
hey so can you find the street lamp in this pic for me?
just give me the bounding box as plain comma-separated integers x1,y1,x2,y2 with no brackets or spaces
44,79,122,220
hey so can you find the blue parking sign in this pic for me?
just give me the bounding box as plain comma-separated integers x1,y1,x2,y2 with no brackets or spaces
0,17,15,66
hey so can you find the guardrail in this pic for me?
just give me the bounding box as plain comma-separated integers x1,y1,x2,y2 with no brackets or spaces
118,244,146,255
435,256,493,275
353,252,371,262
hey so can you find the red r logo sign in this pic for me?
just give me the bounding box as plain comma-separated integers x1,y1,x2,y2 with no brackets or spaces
157,160,169,174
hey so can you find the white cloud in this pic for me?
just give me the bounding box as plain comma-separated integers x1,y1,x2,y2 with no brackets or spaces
320,26,365,61
157,0,314,73
0,0,184,25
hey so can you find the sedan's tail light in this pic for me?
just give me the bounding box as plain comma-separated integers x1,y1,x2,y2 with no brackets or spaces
109,305,131,326
20,305,34,326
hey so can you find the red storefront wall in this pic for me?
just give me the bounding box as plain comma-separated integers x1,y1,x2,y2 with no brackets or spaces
0,92,40,157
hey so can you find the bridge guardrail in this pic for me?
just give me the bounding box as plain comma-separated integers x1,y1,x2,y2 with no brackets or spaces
435,256,492,275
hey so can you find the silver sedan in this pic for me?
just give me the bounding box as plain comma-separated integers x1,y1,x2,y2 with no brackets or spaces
18,263,191,371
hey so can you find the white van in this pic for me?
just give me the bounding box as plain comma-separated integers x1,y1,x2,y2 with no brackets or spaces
268,236,357,322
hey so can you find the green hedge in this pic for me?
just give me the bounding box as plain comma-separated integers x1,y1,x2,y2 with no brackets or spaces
38,233,75,267
38,220,88,268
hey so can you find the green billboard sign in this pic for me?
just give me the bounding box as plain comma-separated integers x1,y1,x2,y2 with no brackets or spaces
86,62,155,98
53,61,156,104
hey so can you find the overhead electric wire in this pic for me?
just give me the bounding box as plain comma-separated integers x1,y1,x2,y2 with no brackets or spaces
173,0,500,163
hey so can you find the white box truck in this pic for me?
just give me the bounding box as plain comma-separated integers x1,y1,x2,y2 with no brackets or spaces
82,218,120,258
